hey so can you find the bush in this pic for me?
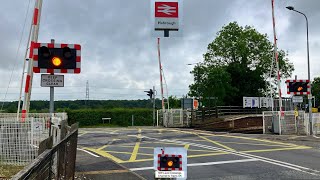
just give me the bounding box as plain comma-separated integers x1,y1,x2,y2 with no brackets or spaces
66,108,153,127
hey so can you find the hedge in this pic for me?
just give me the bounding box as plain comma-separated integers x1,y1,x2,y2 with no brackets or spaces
66,108,153,127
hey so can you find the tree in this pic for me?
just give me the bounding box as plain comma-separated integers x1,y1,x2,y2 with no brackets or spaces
189,22,294,105
189,66,233,106
168,96,181,108
312,77,320,107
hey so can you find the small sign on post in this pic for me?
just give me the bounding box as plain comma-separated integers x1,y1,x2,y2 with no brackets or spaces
154,147,187,179
292,96,303,103
41,74,64,87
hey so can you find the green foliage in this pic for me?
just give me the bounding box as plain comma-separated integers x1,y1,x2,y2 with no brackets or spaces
189,22,294,105
312,77,320,107
67,108,153,127
168,96,181,108
189,66,233,105
0,99,163,113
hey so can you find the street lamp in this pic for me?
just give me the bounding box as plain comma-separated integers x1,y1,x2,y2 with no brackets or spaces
286,6,313,135
187,62,201,99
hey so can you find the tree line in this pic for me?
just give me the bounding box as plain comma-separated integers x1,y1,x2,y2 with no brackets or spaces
189,22,294,106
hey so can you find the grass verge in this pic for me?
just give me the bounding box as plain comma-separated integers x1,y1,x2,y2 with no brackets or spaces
0,165,23,179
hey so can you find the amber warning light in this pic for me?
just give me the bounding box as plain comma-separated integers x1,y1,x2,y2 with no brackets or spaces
52,57,62,67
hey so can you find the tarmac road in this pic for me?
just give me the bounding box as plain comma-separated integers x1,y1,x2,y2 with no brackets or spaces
76,127,320,179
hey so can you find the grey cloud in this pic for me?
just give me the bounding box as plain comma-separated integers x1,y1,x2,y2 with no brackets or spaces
1,0,320,101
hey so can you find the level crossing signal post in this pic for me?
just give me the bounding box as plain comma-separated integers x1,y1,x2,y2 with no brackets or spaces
32,39,81,135
145,87,156,126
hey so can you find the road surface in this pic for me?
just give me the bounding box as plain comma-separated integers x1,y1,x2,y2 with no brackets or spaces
77,127,320,179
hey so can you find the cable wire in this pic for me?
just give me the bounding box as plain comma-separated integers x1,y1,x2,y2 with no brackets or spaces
1,0,32,110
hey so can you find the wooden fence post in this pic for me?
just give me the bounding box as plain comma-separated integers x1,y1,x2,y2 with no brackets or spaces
66,123,79,179
57,120,68,179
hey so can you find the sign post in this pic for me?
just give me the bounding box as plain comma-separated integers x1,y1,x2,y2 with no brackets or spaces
153,86,156,126
41,73,64,135
154,147,187,179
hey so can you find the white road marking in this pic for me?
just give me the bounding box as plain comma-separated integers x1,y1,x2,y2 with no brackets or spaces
313,135,320,139
130,159,259,171
187,158,258,167
77,148,100,157
130,167,154,171
134,135,320,176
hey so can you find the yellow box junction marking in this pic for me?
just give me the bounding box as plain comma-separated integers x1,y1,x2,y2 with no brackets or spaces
84,147,124,163
197,135,236,151
215,134,299,147
111,129,119,133
179,129,300,147
128,128,142,162
78,132,87,137
104,150,153,156
218,141,293,147
184,144,190,150
80,128,312,164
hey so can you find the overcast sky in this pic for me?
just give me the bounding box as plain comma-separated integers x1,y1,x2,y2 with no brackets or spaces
1,0,319,101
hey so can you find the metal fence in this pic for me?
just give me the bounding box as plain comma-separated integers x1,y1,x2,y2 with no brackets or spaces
158,109,190,128
263,111,320,135
0,113,68,120
193,106,266,122
263,111,310,135
12,123,78,180
305,113,320,135
0,113,67,166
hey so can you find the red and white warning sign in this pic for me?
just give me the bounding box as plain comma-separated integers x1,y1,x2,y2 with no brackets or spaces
154,147,187,179
193,99,199,110
155,2,178,18
154,1,179,31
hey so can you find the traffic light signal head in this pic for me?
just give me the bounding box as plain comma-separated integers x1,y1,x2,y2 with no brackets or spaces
158,154,182,171
32,42,81,74
144,89,154,99
38,46,76,69
286,80,310,95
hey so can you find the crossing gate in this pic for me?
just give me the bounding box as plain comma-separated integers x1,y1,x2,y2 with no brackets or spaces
305,113,320,135
263,111,309,135
158,109,190,128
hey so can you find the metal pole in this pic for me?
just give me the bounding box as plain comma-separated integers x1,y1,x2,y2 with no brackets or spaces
49,39,55,137
290,8,312,135
197,64,200,100
132,115,134,126
164,30,169,37
153,86,156,126
157,38,165,126
305,14,313,135
157,110,159,127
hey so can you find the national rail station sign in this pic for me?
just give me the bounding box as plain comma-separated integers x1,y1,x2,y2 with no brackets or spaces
41,74,64,87
151,0,183,37
154,1,179,31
